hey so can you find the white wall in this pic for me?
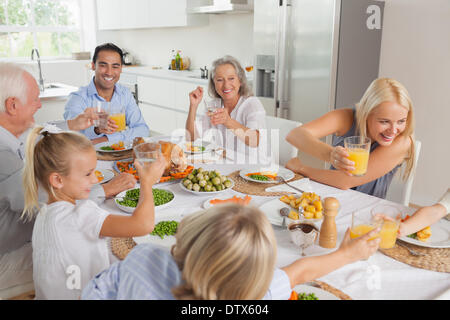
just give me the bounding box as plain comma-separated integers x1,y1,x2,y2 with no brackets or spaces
379,0,450,206
96,13,254,71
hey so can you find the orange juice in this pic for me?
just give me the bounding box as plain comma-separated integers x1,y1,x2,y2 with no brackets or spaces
347,148,369,176
350,224,379,240
378,220,399,249
109,113,126,132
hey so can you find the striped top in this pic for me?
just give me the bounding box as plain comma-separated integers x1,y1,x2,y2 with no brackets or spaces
81,243,292,300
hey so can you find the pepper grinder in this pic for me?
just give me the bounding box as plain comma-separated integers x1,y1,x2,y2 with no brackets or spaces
319,197,340,248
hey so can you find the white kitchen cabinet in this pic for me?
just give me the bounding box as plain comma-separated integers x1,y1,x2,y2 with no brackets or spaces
139,103,177,135
173,81,208,112
138,76,175,107
96,0,208,30
34,99,67,125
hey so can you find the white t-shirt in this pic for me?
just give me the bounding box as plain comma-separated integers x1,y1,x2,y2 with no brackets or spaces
196,96,269,164
32,200,110,300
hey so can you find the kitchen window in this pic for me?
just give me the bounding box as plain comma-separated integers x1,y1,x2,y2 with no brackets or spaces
0,0,83,59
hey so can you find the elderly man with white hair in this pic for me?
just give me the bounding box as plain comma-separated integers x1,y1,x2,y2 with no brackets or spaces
0,63,136,298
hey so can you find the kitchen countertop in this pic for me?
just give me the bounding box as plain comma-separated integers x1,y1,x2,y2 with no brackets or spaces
39,82,78,99
121,66,209,84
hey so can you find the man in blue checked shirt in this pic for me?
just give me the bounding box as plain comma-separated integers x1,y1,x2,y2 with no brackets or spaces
64,43,149,144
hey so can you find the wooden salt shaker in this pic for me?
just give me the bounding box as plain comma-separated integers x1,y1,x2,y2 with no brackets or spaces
319,197,340,248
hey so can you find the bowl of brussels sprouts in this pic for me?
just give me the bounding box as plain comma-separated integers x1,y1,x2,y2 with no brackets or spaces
179,167,234,196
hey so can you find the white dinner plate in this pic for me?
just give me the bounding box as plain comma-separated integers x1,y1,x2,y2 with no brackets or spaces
291,284,340,300
95,141,133,153
114,187,175,213
202,195,253,209
239,167,295,184
183,140,214,154
398,218,450,248
94,168,114,185
179,179,235,196
258,197,323,227
133,213,182,250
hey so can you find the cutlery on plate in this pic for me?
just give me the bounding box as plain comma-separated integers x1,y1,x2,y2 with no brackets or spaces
276,175,304,194
397,241,426,257
279,207,290,228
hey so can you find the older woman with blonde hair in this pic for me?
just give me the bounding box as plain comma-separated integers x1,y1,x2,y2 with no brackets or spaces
285,78,416,199
185,55,267,160
81,204,379,300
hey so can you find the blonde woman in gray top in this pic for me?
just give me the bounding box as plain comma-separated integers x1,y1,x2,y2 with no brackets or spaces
286,78,416,199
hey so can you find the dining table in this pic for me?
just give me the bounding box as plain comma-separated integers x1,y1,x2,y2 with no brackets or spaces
95,144,450,301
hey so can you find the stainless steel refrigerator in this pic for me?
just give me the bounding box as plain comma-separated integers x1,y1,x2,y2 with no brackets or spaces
253,0,384,123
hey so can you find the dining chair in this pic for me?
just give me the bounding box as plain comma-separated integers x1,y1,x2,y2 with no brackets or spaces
264,115,302,166
385,140,422,206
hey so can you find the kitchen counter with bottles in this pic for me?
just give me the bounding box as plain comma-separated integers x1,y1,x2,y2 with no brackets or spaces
122,66,209,84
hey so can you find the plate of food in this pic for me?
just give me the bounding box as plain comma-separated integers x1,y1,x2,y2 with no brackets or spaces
289,284,340,300
133,213,182,250
203,195,252,209
94,168,114,185
183,141,213,154
95,141,132,153
114,187,175,213
398,215,450,248
179,168,234,196
259,192,324,226
114,158,194,184
239,167,295,184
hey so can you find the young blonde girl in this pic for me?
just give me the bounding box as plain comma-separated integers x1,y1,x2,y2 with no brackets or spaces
286,78,416,199
81,204,379,300
22,126,166,300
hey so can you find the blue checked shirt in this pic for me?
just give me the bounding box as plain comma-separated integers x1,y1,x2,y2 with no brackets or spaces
64,78,149,143
81,243,292,300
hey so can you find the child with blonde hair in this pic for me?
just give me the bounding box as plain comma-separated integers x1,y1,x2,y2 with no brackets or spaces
82,204,379,300
22,126,166,299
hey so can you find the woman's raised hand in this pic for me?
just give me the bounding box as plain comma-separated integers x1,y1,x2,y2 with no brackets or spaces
330,146,355,176
189,86,204,110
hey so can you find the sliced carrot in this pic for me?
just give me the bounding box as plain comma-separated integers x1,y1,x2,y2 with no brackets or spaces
159,176,173,183
288,291,298,300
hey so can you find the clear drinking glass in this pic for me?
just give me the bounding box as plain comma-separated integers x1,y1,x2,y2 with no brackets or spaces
94,100,110,130
203,99,222,116
133,142,161,165
350,210,381,240
371,204,401,249
109,103,126,132
344,136,371,176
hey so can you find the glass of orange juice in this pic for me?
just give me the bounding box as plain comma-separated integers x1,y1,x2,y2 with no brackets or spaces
109,103,126,132
350,210,381,240
371,205,401,249
344,136,371,176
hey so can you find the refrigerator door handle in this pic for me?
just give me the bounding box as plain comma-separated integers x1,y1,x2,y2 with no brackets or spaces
275,0,290,118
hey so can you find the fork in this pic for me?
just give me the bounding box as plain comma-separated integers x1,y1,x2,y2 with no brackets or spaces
397,241,426,257
276,175,304,194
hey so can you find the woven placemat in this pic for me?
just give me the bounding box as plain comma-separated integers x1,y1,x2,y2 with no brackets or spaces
97,150,133,161
111,237,137,260
227,170,305,196
312,280,352,300
380,240,450,273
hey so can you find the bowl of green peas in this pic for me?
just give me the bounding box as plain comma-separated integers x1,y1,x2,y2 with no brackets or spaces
114,186,175,213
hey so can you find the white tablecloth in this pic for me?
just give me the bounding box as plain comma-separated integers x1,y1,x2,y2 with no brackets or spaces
97,155,450,300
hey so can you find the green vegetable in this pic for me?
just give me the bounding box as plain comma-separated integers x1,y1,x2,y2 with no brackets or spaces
249,174,270,181
100,146,114,151
150,220,179,239
297,292,319,300
116,188,174,208
407,233,417,239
